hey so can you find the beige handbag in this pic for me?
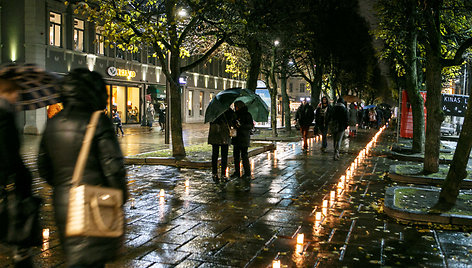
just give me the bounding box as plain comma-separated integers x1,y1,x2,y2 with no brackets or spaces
65,111,124,238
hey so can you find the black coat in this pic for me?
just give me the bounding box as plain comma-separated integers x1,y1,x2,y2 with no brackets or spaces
208,109,235,145
295,103,315,127
232,106,254,147
315,104,332,131
332,102,349,132
38,105,127,266
0,98,32,199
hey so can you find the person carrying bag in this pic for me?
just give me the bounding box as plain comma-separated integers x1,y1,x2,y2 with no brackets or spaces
38,69,127,268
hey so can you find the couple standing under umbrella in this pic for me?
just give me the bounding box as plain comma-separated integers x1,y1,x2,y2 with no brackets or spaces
208,101,254,183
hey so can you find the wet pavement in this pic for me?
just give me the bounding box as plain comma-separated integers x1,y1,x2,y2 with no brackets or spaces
2,125,472,267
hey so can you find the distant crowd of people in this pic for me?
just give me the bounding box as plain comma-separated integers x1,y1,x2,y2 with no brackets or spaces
295,97,392,160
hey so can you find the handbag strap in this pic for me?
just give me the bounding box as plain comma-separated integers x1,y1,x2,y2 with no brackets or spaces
71,111,103,187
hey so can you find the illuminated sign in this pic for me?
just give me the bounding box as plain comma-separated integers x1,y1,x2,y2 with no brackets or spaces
107,66,136,78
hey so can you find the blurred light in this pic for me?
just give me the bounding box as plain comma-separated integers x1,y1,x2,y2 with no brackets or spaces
185,179,190,187
295,244,304,255
297,233,304,244
130,198,136,209
274,40,280,46
42,228,50,240
272,260,281,268
178,9,188,17
159,189,165,198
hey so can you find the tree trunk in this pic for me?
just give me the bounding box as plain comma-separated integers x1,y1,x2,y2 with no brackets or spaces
434,92,472,209
246,37,262,92
310,65,323,108
423,1,443,174
405,28,425,153
169,50,186,158
281,74,291,132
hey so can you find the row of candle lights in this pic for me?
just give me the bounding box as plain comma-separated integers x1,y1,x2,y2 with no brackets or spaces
272,126,387,267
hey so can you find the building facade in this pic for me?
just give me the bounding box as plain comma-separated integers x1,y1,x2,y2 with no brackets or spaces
0,0,245,134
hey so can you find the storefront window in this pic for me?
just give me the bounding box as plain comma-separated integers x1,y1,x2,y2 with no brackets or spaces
199,91,204,116
127,87,140,123
188,90,193,116
112,85,126,123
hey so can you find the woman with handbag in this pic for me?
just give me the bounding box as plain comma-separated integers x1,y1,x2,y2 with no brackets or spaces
207,108,235,183
38,69,128,268
0,75,37,268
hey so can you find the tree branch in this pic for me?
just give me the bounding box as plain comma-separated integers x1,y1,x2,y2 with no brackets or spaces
181,34,227,72
441,37,472,67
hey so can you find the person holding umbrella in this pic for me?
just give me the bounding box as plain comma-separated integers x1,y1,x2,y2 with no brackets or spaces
207,108,235,183
231,101,254,179
0,63,60,267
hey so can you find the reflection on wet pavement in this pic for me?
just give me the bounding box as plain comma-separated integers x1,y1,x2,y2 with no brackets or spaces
2,126,472,267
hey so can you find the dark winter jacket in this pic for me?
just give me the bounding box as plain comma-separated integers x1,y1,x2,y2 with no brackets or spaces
0,98,32,199
295,103,315,127
232,106,254,147
331,102,349,132
208,109,235,145
315,103,332,131
37,69,127,267
348,103,358,127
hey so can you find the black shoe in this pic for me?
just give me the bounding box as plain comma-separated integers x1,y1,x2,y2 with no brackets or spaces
230,172,240,178
212,174,219,183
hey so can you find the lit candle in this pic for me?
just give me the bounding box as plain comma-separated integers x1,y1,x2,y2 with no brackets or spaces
43,228,50,240
130,198,136,209
159,189,165,198
296,244,304,255
297,233,304,244
272,260,281,268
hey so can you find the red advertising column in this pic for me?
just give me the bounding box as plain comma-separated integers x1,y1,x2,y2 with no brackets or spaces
400,90,427,138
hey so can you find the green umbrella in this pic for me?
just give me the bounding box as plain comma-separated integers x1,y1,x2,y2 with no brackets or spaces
204,88,269,123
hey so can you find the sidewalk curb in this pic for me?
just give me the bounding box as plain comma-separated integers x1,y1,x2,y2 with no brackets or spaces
387,165,472,188
383,186,472,226
124,143,276,168
387,151,452,164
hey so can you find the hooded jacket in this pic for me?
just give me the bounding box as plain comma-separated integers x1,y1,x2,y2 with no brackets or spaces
37,69,127,266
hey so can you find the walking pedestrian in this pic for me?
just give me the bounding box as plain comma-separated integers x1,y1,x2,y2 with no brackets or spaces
231,101,254,179
331,97,349,160
0,76,36,268
208,108,235,183
158,106,166,132
295,98,315,150
368,108,377,129
348,103,357,137
37,69,128,268
146,103,155,129
113,112,124,136
315,96,332,152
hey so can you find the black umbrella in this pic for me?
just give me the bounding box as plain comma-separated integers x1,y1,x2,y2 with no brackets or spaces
0,63,61,110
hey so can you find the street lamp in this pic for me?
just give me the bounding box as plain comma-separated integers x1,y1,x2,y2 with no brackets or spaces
178,9,188,18
274,40,280,46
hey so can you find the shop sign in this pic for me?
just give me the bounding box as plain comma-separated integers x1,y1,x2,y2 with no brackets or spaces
107,66,136,78
442,94,468,116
